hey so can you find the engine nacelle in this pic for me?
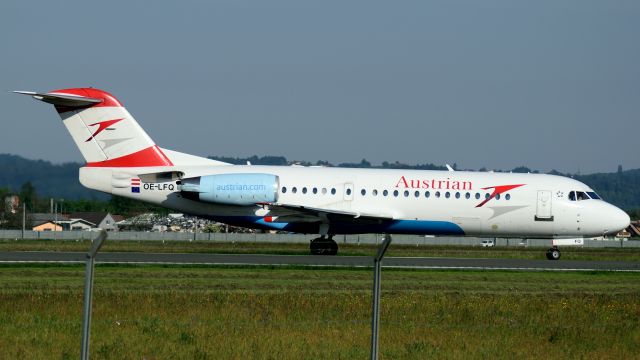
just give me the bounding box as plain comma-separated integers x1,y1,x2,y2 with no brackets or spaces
180,173,279,206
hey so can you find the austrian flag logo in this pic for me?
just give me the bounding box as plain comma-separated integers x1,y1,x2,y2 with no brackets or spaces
131,178,141,193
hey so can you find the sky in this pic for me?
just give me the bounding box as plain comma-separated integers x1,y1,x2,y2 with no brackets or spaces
1,0,638,174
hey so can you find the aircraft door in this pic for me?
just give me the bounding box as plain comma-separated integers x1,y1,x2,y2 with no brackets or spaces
535,190,554,221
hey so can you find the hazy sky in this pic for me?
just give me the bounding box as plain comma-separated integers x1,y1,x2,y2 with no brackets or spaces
1,0,638,174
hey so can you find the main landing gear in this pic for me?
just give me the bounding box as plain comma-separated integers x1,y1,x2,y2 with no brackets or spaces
310,235,338,255
546,246,561,260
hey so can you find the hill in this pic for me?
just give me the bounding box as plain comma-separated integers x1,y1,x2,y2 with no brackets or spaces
0,154,106,200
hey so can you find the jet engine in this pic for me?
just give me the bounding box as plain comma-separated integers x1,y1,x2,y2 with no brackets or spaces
179,173,278,206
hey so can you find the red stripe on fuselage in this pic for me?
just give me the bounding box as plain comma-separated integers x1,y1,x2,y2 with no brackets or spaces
85,146,173,167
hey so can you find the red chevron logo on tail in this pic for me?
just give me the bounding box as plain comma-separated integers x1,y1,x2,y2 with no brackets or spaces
85,118,124,142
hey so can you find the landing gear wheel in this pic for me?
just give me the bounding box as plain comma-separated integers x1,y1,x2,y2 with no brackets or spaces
310,236,338,256
545,246,561,260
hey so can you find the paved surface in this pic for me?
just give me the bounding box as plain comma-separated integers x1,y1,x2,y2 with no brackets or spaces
0,251,638,271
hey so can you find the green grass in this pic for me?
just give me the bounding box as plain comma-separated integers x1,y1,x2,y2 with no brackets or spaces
1,238,640,261
0,265,639,359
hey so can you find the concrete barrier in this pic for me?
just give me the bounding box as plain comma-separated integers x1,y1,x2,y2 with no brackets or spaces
0,230,638,248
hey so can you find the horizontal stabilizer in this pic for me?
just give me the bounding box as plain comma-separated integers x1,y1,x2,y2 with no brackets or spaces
13,90,103,107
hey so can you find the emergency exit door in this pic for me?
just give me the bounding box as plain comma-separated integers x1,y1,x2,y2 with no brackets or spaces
535,190,554,221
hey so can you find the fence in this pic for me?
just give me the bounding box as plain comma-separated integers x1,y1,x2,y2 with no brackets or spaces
0,230,638,248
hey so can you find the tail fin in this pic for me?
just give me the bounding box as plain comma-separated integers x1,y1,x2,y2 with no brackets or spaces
14,88,173,167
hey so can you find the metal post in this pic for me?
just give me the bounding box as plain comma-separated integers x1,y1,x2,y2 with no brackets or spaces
81,230,107,360
21,204,25,239
371,234,392,360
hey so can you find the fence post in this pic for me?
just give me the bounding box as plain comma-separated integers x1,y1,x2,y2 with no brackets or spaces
81,230,107,360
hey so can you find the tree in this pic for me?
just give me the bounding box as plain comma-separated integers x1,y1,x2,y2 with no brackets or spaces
19,182,36,211
202,223,222,233
512,166,532,174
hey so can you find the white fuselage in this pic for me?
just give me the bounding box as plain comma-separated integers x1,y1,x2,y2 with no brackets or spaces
81,165,630,238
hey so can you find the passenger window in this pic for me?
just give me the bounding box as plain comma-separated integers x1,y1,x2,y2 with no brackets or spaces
361,189,366,196
373,189,378,196
465,192,470,199
331,188,336,195
475,193,480,199
435,191,441,198
414,191,420,198
505,194,511,200
425,191,430,198
346,188,352,196
282,187,287,193
322,188,327,195
383,190,388,196
455,192,460,199
292,187,298,194
404,190,409,197
302,187,308,194
495,194,500,200
445,192,450,198
485,193,490,199
393,190,399,197
313,187,318,194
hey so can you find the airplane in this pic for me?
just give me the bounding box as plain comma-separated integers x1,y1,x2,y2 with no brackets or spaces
15,88,630,259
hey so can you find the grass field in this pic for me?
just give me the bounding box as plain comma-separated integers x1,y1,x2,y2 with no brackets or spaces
1,239,640,261
0,265,639,359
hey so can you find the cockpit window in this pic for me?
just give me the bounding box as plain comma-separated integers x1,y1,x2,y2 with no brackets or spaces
569,190,597,201
587,192,601,200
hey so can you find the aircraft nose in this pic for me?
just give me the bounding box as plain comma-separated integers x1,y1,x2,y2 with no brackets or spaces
605,206,630,235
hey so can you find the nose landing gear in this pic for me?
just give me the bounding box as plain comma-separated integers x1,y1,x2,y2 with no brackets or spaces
310,235,338,255
546,246,561,260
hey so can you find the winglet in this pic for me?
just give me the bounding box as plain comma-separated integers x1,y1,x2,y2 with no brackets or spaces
446,164,455,172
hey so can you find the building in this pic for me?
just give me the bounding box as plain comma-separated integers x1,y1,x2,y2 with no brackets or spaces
57,219,96,231
30,213,69,225
32,221,63,232
67,212,120,231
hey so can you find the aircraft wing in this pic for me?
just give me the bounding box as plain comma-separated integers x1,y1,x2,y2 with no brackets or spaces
258,202,394,225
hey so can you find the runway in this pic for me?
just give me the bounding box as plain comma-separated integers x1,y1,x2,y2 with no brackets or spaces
0,251,638,271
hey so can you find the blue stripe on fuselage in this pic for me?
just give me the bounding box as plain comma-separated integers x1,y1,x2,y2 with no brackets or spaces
209,216,465,235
